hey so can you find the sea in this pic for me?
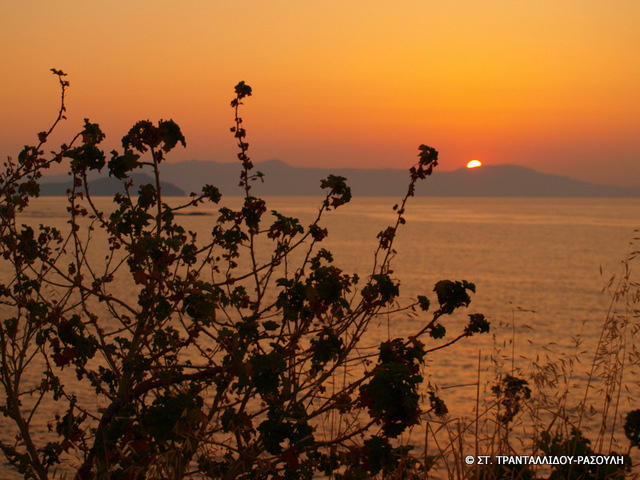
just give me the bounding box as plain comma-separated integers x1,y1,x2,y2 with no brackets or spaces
2,195,639,478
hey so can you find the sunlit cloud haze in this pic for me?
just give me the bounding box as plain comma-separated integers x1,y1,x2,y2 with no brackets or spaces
2,1,639,186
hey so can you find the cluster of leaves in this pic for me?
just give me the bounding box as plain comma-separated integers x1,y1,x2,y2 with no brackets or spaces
491,374,532,425
0,70,490,479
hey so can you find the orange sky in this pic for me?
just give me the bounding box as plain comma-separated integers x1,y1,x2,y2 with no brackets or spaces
2,1,639,186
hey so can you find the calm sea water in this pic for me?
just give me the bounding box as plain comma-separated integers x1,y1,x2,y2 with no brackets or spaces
256,196,640,420
3,196,639,476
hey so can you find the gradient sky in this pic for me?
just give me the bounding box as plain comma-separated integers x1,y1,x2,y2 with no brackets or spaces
2,1,639,186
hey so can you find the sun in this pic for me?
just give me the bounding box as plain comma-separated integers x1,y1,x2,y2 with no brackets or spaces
467,159,482,169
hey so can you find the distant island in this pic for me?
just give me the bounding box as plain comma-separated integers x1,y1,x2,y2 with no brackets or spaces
40,159,640,197
40,173,186,197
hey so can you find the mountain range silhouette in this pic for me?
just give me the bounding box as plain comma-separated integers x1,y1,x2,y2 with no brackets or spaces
40,159,640,197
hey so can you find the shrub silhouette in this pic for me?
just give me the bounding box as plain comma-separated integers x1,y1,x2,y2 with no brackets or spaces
0,70,492,479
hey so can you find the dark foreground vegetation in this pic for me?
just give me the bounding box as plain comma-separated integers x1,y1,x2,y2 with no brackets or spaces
0,70,638,479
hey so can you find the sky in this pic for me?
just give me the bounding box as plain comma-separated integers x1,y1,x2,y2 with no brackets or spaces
1,1,639,186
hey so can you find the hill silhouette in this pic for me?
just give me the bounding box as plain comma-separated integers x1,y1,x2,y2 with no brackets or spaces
40,173,185,196
41,160,640,197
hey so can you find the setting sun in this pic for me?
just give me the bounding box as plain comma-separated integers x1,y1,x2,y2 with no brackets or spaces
467,160,482,169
